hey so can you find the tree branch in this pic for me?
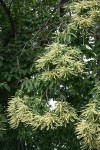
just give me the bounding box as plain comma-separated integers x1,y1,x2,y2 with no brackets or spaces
0,0,16,43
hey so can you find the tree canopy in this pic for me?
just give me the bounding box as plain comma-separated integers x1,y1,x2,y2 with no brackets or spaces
0,0,100,150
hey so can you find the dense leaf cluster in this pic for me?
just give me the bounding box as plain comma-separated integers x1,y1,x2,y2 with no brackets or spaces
0,0,100,150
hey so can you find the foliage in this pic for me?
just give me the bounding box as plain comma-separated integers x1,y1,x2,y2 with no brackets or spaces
0,104,6,139
76,83,100,150
0,0,100,149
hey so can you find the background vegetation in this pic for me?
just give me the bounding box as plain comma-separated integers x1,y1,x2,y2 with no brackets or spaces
0,0,100,149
